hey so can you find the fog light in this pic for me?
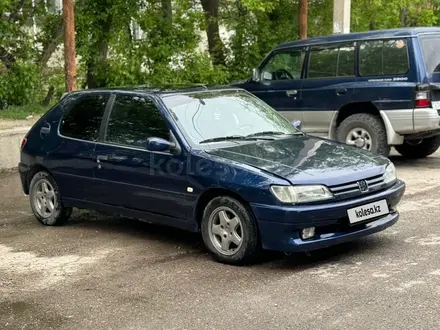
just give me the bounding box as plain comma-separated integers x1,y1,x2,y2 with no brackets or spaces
301,227,315,240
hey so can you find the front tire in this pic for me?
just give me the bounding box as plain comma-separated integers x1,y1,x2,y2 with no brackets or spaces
29,171,72,226
395,136,440,158
201,196,260,265
337,113,390,157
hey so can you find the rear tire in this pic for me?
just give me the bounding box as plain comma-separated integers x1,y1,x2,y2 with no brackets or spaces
201,196,260,265
29,171,72,226
395,136,440,158
337,113,390,157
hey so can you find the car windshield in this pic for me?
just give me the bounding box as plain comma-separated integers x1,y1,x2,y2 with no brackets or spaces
161,89,299,147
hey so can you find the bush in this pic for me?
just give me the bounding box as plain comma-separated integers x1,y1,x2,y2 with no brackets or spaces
0,62,41,109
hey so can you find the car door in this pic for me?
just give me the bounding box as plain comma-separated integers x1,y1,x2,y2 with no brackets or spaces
47,92,110,201
92,93,189,223
301,43,357,134
242,47,306,123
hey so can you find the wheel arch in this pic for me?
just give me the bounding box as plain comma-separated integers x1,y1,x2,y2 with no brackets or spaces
25,164,54,194
194,188,252,230
330,102,403,145
330,102,381,139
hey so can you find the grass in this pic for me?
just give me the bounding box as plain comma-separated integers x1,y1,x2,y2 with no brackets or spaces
0,104,49,120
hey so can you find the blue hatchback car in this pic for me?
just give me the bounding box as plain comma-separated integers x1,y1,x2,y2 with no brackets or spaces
19,87,405,264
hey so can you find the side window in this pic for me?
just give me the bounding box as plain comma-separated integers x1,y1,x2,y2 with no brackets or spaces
307,44,355,79
105,95,169,148
261,50,305,81
359,39,409,76
60,94,109,141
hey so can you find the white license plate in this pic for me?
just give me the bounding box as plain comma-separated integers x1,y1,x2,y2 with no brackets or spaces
432,101,440,110
347,199,389,224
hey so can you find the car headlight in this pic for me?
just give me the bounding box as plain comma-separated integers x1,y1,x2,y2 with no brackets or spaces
270,185,333,204
383,163,397,185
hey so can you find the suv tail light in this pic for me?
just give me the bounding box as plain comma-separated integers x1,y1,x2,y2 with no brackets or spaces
415,91,431,108
20,137,27,149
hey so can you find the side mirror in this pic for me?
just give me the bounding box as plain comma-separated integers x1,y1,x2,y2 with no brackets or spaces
292,120,302,131
147,137,175,152
251,68,261,83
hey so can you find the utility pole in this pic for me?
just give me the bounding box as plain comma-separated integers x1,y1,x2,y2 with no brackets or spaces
333,0,351,34
63,0,77,91
298,0,308,40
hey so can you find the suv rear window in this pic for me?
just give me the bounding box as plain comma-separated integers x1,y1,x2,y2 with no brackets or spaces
60,94,109,141
359,39,409,76
419,35,440,74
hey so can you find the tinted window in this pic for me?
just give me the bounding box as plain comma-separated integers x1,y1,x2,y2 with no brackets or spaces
60,94,109,141
308,44,355,78
359,39,409,76
261,50,305,80
419,35,440,74
106,95,169,147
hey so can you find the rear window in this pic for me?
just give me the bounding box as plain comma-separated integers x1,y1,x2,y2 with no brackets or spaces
60,94,109,141
359,39,409,76
419,35,440,74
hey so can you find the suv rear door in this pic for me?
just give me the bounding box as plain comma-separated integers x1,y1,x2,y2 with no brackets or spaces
354,38,415,131
301,42,357,134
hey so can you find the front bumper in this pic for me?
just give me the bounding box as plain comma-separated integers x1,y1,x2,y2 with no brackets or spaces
251,180,405,252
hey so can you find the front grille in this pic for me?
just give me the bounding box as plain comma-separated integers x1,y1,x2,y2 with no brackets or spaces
328,174,386,200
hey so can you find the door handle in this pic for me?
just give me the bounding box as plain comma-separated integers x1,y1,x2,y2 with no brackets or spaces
109,155,127,162
336,88,347,95
286,90,298,97
96,155,109,162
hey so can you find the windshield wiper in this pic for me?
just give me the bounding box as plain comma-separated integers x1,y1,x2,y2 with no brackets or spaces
199,135,274,144
246,131,304,138
246,131,286,137
199,135,249,144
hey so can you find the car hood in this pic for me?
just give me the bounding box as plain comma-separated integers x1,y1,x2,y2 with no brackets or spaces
206,135,389,186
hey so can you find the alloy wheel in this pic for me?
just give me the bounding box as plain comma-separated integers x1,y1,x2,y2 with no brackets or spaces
346,127,372,150
208,206,243,256
33,179,57,218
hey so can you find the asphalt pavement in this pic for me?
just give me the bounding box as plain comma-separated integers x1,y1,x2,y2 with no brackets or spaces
1,151,440,330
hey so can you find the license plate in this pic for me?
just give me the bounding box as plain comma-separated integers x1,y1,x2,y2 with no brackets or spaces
347,199,389,224
432,101,440,110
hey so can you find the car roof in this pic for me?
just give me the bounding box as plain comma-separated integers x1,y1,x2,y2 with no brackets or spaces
63,85,243,99
276,27,440,49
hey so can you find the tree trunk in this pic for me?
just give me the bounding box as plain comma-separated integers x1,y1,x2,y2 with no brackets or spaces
39,18,64,68
62,0,77,92
200,0,226,66
42,86,55,106
0,47,16,69
400,8,407,27
86,15,112,89
298,0,308,40
161,0,172,24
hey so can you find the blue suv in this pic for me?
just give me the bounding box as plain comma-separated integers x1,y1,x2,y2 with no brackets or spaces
19,87,405,264
234,27,440,158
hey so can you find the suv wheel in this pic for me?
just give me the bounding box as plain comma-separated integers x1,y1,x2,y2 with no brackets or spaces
201,196,260,265
337,113,390,157
395,136,440,158
29,171,72,226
